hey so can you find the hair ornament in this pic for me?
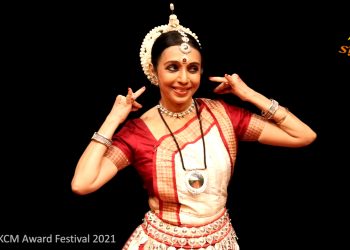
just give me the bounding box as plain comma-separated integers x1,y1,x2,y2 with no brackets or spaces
139,3,201,85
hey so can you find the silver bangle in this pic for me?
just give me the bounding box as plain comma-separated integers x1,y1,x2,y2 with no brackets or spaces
261,99,279,119
91,132,112,147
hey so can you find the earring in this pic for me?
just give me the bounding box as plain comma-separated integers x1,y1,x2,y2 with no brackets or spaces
151,75,158,85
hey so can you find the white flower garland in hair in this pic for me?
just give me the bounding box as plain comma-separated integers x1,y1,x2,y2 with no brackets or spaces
139,3,201,85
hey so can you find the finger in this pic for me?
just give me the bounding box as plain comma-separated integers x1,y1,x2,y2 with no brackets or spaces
131,101,143,111
214,88,231,94
209,77,229,90
126,88,134,104
213,83,231,94
209,76,227,84
132,101,143,109
224,73,240,83
133,86,146,99
214,81,231,90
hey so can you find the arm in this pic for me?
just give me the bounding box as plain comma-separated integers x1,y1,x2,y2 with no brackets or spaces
210,74,316,147
71,87,146,195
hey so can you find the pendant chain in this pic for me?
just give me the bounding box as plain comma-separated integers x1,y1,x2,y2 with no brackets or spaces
157,99,207,171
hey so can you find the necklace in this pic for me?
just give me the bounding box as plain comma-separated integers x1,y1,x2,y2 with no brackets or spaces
157,99,208,195
156,100,195,118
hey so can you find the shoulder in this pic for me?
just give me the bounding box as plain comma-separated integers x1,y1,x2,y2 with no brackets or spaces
197,97,252,119
140,106,158,122
197,97,228,111
196,97,222,107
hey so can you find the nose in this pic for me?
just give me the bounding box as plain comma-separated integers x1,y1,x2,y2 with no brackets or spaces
178,69,189,84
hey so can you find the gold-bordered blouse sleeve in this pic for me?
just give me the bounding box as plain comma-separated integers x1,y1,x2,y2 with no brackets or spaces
241,114,265,141
104,145,130,171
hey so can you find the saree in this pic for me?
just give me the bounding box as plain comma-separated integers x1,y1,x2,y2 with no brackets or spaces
105,98,265,249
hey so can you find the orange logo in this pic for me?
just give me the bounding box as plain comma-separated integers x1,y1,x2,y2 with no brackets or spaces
338,35,350,56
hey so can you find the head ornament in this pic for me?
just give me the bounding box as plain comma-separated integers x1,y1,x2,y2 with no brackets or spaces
139,3,201,85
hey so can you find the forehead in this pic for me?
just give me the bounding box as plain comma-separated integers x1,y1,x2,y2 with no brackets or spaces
159,45,201,63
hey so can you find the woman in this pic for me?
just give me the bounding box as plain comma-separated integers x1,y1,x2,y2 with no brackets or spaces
71,4,316,249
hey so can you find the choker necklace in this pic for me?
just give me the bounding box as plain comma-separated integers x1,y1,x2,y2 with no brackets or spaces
156,100,195,118
157,99,208,195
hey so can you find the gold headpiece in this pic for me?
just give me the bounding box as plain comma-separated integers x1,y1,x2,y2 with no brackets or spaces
139,3,201,85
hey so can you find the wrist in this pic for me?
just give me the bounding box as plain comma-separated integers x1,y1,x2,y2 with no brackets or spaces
91,132,112,147
261,99,279,119
97,116,122,140
105,114,122,127
243,89,258,102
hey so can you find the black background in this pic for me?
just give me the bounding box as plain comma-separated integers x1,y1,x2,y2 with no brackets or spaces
1,0,348,249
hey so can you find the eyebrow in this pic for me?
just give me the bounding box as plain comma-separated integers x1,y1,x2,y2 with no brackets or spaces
164,60,201,65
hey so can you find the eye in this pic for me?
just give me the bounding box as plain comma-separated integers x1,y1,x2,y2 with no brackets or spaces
188,65,200,73
166,64,179,72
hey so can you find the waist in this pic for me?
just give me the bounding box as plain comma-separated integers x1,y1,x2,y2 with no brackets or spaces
142,209,238,249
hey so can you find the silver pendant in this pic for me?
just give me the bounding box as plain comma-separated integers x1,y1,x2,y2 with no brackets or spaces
184,170,208,195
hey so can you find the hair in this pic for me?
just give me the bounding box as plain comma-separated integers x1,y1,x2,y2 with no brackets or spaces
151,30,202,69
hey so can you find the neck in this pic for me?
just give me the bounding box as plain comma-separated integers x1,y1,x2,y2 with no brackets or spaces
157,99,195,119
160,99,194,112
